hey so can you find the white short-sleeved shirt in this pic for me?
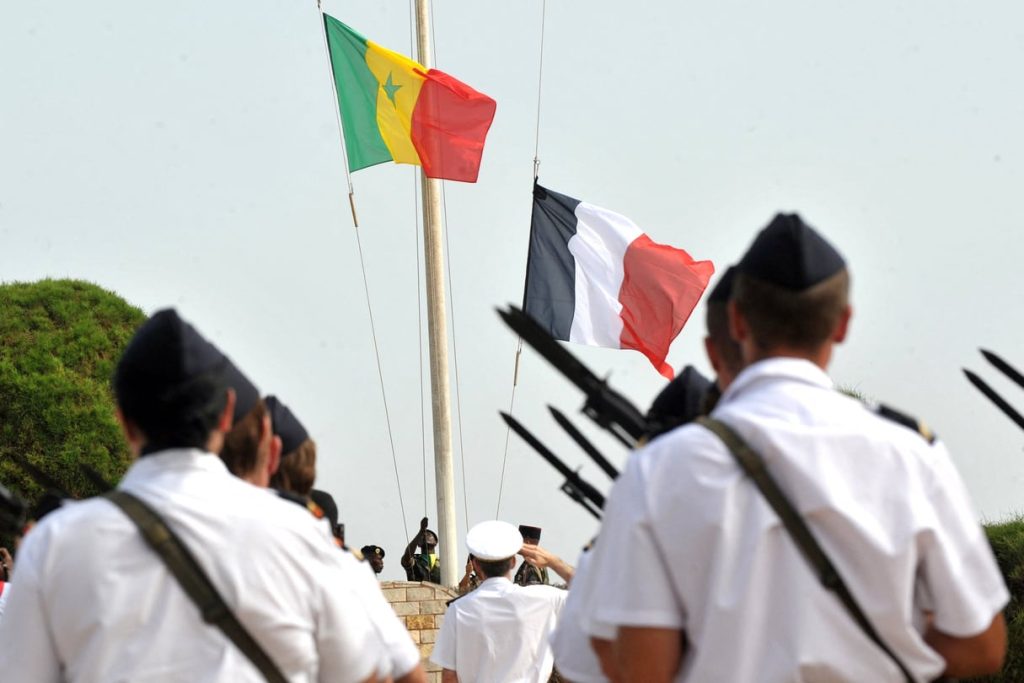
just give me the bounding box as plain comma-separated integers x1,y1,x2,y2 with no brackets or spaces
549,548,608,683
581,357,1009,682
0,448,383,683
432,575,567,683
0,580,9,622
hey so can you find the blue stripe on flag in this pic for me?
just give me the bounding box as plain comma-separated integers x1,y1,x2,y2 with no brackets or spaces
524,184,580,340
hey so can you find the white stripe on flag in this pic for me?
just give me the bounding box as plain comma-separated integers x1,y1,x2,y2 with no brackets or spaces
567,201,643,347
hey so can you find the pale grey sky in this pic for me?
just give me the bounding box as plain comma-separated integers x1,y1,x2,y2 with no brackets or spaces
3,1,1024,580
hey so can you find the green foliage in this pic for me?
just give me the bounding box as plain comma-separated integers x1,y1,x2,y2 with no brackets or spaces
980,517,1024,682
0,279,145,516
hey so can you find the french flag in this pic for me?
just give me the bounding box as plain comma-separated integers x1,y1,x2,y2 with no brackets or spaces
524,184,714,379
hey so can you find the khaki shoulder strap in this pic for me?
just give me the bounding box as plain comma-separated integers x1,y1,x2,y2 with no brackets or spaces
695,417,915,683
103,491,288,683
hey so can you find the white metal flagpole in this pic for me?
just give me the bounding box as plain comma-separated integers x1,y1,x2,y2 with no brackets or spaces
414,0,459,588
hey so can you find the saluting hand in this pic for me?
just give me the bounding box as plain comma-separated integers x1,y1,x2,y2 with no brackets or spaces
518,544,554,569
519,544,575,584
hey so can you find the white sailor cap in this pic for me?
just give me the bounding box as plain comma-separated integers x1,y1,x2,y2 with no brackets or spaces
466,520,523,561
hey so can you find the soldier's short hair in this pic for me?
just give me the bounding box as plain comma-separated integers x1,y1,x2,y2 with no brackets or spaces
733,269,850,352
221,399,268,478
706,299,743,376
474,556,515,578
270,438,317,495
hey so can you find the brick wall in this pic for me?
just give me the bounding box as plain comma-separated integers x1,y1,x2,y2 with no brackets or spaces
381,580,459,683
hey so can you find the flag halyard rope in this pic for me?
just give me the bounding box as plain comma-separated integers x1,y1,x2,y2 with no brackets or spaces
318,0,409,542
353,226,410,543
497,0,548,518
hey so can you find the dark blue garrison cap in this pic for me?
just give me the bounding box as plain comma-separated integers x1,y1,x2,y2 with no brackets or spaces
266,395,310,455
646,364,712,427
737,214,846,290
114,308,229,405
223,359,260,424
707,266,737,304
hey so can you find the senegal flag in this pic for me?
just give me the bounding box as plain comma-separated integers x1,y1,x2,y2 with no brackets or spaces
323,15,497,183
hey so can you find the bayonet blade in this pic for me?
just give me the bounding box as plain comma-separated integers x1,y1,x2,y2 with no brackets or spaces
981,349,1024,392
500,411,606,509
498,306,603,393
498,306,648,442
964,368,1024,432
548,405,619,480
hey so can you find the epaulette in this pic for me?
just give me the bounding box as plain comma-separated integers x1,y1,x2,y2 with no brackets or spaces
275,489,326,519
868,402,937,444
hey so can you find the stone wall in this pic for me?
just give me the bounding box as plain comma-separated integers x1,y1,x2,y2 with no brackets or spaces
381,580,459,683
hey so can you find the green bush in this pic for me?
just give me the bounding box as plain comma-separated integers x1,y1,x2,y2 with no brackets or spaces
980,518,1024,682
0,279,145,517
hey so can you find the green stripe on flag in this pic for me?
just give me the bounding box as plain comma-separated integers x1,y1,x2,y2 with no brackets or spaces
323,15,392,171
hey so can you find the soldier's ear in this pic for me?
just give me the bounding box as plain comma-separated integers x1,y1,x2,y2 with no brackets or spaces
727,300,749,344
268,435,282,477
115,408,143,458
704,336,722,375
832,305,852,344
218,389,236,433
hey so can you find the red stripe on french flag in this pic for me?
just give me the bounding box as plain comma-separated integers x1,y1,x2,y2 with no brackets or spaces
619,234,716,379
525,184,715,378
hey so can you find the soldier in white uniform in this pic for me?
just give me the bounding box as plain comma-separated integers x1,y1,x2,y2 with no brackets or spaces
552,266,744,683
431,520,568,683
0,309,383,683
579,214,1009,682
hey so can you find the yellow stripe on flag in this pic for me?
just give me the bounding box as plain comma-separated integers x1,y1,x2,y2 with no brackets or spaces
365,42,426,166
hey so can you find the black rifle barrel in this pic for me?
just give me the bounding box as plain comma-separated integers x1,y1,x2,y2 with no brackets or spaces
549,405,620,480
981,349,1024,392
964,369,1024,432
500,411,606,510
498,306,647,443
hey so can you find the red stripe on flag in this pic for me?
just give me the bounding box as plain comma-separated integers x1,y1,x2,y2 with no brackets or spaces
410,69,497,183
618,235,715,379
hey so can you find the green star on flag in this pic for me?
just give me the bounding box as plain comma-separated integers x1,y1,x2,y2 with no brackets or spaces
383,72,402,105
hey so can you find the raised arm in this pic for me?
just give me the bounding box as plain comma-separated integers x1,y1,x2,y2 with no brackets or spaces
518,544,575,584
401,517,429,570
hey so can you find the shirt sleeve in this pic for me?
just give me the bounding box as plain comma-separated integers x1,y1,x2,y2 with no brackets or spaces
919,443,1010,637
313,558,385,683
0,529,62,683
430,604,457,670
343,555,421,678
586,444,687,632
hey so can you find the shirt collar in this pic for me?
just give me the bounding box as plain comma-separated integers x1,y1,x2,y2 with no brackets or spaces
479,576,514,589
120,448,229,487
720,357,833,405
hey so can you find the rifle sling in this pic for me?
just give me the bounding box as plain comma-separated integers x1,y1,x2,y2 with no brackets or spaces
103,490,288,683
695,417,915,683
